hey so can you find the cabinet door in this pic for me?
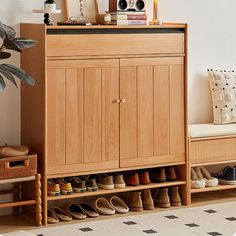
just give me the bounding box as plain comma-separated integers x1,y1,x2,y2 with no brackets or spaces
120,57,185,168
47,59,120,175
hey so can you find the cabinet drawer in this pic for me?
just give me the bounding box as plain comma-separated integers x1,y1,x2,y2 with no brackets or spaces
189,137,236,165
47,33,185,57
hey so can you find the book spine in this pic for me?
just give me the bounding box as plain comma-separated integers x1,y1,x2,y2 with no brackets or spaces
127,15,147,20
110,15,146,21
117,20,147,25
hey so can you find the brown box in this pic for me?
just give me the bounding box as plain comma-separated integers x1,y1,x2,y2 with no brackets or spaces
0,153,37,180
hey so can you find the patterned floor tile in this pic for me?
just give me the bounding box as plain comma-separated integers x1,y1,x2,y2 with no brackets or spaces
143,229,157,234
185,223,200,227
79,227,93,232
207,232,222,236
165,215,178,219
204,210,217,214
123,221,137,225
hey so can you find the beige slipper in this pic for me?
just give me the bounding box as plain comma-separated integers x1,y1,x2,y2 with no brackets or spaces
79,202,99,218
109,196,129,214
67,203,87,220
191,168,205,189
53,207,72,221
47,208,59,224
94,197,115,215
200,167,219,187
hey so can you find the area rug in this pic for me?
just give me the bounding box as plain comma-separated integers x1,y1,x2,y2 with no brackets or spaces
30,201,236,236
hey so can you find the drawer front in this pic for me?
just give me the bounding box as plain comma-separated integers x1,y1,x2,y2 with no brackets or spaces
190,138,236,164
47,33,185,57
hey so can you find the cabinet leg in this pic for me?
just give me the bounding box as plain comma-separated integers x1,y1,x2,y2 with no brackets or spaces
35,174,42,226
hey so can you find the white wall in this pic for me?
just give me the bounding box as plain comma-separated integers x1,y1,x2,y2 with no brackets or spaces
0,0,236,214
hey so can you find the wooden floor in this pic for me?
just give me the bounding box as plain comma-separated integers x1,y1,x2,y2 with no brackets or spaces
1,190,236,234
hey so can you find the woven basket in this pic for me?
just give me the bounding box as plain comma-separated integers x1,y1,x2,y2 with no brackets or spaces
0,153,37,180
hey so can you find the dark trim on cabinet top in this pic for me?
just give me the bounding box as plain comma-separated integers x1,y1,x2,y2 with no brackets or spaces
47,28,185,35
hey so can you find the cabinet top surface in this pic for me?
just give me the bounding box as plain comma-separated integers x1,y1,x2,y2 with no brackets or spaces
21,22,187,30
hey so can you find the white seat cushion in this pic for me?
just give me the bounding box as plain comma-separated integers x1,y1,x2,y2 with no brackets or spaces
189,123,236,138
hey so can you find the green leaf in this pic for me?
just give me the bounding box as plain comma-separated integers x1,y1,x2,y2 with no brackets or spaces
0,65,17,87
1,64,35,86
3,38,22,53
0,74,6,90
12,38,37,49
0,51,11,59
0,22,16,39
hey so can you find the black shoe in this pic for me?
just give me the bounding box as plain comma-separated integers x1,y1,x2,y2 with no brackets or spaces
212,166,236,185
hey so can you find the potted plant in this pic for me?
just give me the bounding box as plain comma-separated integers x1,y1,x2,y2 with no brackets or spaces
0,22,36,90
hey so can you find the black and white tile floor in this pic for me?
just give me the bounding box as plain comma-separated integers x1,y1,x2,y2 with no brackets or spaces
30,201,236,236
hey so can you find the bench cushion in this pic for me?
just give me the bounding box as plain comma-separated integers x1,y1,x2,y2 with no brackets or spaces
189,123,236,138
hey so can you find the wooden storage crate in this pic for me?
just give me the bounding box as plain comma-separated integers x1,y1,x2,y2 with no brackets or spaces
0,153,37,180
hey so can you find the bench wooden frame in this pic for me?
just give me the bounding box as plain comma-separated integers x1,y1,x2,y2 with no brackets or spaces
188,134,236,199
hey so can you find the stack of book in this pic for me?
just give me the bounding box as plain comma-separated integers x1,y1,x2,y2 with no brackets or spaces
104,11,147,25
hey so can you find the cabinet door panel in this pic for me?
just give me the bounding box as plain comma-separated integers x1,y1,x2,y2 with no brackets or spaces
154,66,169,156
84,68,102,163
120,57,185,168
102,67,119,161
47,59,119,175
170,64,185,154
66,69,83,165
47,68,66,167
120,66,137,159
137,66,154,157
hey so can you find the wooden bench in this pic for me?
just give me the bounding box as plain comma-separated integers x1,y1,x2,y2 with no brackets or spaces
189,124,236,166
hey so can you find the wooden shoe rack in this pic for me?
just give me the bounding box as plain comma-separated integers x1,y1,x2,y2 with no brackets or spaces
20,23,188,225
0,174,42,226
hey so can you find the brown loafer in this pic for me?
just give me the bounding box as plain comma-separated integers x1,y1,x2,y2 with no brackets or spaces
166,167,177,181
139,171,151,185
125,172,139,186
151,168,166,183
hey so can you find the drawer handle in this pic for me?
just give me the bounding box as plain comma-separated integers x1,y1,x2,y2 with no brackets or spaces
121,99,126,103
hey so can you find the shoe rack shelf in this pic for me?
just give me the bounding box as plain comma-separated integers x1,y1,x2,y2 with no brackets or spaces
48,180,186,201
191,184,236,194
190,159,236,168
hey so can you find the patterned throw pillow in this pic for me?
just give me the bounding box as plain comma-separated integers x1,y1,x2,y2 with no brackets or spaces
208,69,236,124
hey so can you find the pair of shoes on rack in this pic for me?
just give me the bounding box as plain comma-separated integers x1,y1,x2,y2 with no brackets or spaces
47,202,99,224
47,207,72,224
97,173,125,190
68,176,98,192
125,171,151,186
153,186,182,208
212,166,236,185
126,189,154,211
150,167,177,183
93,196,129,215
47,178,73,196
47,177,98,196
191,167,218,189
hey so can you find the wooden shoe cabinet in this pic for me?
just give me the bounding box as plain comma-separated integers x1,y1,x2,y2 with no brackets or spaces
20,23,188,225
